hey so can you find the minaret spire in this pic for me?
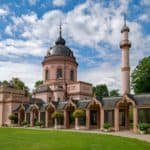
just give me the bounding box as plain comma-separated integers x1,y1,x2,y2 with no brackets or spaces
55,21,66,45
59,21,62,38
124,13,126,26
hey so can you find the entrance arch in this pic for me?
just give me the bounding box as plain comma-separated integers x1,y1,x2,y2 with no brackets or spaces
115,95,137,132
87,100,101,129
64,102,76,128
30,106,39,126
45,104,55,127
18,108,25,125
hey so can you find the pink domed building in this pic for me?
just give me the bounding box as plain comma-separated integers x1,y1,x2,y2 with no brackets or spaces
0,20,150,132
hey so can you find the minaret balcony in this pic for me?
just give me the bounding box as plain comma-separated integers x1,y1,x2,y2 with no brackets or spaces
120,40,131,48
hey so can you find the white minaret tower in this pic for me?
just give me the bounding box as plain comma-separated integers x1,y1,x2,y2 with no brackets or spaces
120,14,131,95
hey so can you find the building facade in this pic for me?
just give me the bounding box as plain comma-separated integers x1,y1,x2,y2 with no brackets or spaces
0,20,150,132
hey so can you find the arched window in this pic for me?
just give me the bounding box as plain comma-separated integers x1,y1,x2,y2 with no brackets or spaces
45,69,49,80
57,68,62,79
70,70,74,81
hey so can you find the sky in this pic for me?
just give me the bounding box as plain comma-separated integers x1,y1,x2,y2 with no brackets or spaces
0,0,149,92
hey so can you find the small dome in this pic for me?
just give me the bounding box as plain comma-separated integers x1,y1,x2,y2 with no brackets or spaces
46,27,74,58
121,25,130,33
48,44,74,57
55,36,66,45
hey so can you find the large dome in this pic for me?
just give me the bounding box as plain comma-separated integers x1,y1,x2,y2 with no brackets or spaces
46,30,74,58
47,44,74,58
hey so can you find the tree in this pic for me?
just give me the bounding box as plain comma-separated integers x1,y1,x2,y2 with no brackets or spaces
34,80,43,88
92,84,109,98
1,80,9,86
109,89,120,96
10,78,29,96
0,78,29,96
131,56,150,94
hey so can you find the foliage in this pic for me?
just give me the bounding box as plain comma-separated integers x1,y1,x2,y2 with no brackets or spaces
21,120,28,126
1,80,9,87
8,114,18,124
35,121,44,127
131,56,150,94
52,111,63,119
138,123,150,131
34,80,43,88
92,84,109,98
0,78,29,96
103,122,111,129
73,109,85,118
109,89,120,96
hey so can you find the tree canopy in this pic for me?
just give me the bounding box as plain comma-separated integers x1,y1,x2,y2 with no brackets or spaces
34,80,43,88
0,77,29,95
109,89,120,96
92,84,109,98
131,56,150,94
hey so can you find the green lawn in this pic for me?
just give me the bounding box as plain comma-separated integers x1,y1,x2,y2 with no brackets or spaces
0,128,149,150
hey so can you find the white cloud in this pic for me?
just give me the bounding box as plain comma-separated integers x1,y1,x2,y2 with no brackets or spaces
52,0,66,7
78,62,121,91
139,14,150,22
0,61,41,90
141,0,150,6
28,0,37,5
1,0,150,91
0,8,9,16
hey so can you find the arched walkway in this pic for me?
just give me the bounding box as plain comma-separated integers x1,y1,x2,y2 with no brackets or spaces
87,101,101,129
18,108,25,126
115,95,138,132
30,106,39,127
45,105,55,128
64,103,76,129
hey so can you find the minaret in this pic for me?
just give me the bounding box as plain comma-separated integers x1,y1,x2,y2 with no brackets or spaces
120,14,131,95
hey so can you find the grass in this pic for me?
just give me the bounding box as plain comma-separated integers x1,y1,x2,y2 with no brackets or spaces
0,128,149,150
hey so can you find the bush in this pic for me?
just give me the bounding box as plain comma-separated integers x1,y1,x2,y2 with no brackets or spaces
8,114,18,124
21,120,28,126
73,109,85,118
52,111,63,119
138,123,150,131
35,121,44,127
103,123,111,129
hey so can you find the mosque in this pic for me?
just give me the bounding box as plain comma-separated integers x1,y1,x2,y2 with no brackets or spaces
0,18,149,132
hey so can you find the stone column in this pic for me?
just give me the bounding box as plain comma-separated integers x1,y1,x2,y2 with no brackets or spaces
114,107,119,131
133,107,138,133
24,113,27,121
64,110,68,128
38,111,41,122
18,112,21,125
30,112,33,127
45,111,48,128
54,118,58,129
86,109,90,129
125,108,129,129
75,117,79,130
100,108,104,130
97,110,100,128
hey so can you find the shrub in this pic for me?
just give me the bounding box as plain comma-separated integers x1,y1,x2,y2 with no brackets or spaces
8,114,18,124
52,111,63,119
138,123,150,131
73,109,85,118
21,120,28,126
35,121,44,127
103,123,111,129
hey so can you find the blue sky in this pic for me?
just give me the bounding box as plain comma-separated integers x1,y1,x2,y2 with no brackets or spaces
0,0,149,92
